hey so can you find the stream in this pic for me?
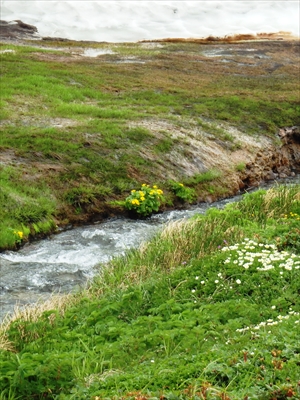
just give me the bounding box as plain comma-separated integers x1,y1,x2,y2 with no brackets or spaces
0,178,299,322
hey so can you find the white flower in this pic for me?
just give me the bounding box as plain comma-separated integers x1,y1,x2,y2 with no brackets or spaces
201,280,205,284
215,280,219,283
236,279,241,284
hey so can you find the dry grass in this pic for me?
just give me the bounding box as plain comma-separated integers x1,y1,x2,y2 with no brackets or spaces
263,186,299,218
142,32,299,44
0,293,75,351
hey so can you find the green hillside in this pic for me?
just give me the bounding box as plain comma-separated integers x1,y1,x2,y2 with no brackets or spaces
0,40,299,250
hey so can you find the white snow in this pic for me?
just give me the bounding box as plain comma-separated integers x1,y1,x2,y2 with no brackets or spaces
1,1,299,42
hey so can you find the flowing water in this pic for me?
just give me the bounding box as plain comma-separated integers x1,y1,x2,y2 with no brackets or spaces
0,178,299,322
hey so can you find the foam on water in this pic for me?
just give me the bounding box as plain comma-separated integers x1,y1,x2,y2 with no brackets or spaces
82,48,115,57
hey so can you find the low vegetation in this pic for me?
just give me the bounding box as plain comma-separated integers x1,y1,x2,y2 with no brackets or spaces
0,39,299,249
0,184,299,399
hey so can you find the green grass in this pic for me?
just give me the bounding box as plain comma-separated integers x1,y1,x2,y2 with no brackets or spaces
0,40,299,248
0,184,299,399
0,165,56,248
184,169,222,186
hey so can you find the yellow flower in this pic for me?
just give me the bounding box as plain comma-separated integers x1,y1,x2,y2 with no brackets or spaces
153,185,158,189
131,189,136,193
179,183,184,187
14,230,23,239
131,199,140,206
142,184,147,187
149,190,155,195
140,196,145,201
139,191,144,197
157,189,163,195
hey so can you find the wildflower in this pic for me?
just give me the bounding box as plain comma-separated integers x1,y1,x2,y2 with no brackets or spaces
201,280,205,284
14,230,23,239
131,199,140,206
236,279,241,284
153,185,158,189
215,279,219,284
195,276,199,280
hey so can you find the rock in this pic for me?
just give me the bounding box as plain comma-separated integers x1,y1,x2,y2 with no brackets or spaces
279,172,288,179
278,126,300,144
264,170,277,181
0,20,40,40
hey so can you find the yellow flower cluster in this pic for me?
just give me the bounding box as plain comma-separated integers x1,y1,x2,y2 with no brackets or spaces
150,189,163,195
139,191,145,201
282,212,300,220
14,230,23,239
132,185,163,201
125,183,164,216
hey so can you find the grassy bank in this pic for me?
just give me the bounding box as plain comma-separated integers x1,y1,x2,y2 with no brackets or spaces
1,40,299,249
0,184,299,399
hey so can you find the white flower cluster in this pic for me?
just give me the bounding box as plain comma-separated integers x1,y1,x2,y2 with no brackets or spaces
236,309,300,333
222,238,300,272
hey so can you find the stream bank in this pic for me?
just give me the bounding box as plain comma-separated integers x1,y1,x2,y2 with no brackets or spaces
1,176,299,323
